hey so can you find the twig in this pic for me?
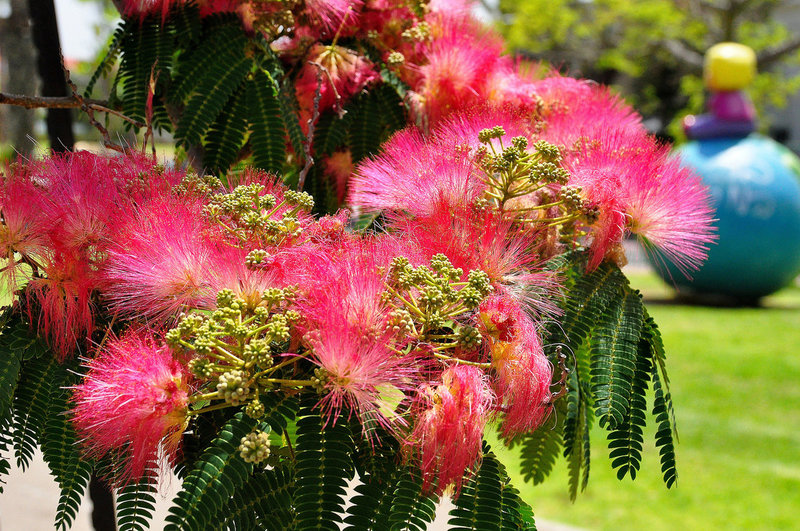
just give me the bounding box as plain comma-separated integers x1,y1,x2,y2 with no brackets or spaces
62,59,127,153
297,63,324,192
0,92,144,128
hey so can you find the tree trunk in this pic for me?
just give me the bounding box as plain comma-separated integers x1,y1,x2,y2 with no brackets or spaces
0,0,38,157
27,0,74,152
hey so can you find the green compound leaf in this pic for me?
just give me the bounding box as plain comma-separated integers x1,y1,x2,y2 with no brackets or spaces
607,334,653,481
116,480,158,531
293,397,355,531
246,69,287,174
449,447,536,531
512,415,564,486
40,360,92,531
343,466,397,530
590,289,643,429
84,24,124,98
387,466,438,531
278,78,306,162
563,369,592,502
652,366,678,488
217,463,294,531
170,16,246,104
165,412,257,531
0,316,25,418
175,53,251,148
12,354,60,470
203,84,250,174
117,17,175,128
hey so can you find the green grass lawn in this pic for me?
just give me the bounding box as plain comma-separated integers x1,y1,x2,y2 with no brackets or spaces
492,272,800,530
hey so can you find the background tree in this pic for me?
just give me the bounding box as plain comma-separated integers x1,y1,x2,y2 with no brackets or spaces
493,0,800,140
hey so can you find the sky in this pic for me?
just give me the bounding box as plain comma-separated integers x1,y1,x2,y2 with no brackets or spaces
54,0,114,61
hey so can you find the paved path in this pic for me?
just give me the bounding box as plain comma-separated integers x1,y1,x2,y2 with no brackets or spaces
0,451,585,530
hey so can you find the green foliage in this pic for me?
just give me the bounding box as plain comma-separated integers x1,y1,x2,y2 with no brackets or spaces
534,251,677,499
217,463,295,531
116,481,158,531
293,397,355,530
246,69,288,174
449,447,536,530
41,360,93,531
387,467,438,531
165,412,259,531
12,354,60,470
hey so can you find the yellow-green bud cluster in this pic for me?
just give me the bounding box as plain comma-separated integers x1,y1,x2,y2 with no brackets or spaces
387,255,493,340
457,324,482,349
402,21,430,41
245,397,266,419
311,367,329,393
387,51,405,65
173,172,222,197
188,358,215,379
239,430,271,464
245,249,269,268
217,369,251,406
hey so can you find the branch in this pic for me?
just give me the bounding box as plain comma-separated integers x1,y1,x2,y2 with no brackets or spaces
757,36,800,69
0,92,145,126
662,39,705,71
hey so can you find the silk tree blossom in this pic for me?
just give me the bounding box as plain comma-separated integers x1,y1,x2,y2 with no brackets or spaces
102,197,222,323
390,205,561,319
478,295,552,438
306,317,418,438
72,330,191,485
566,130,715,271
407,364,494,495
349,128,481,216
295,44,380,128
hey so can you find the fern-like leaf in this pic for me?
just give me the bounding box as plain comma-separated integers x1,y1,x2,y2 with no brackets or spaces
118,18,174,126
203,85,249,173
41,360,93,531
387,466,438,531
652,367,678,488
165,412,257,531
259,392,300,435
12,355,59,469
278,78,306,162
449,447,535,531
170,17,246,104
514,420,563,485
246,69,287,174
0,416,12,494
0,318,25,418
217,463,294,531
84,24,124,98
590,289,643,429
342,474,396,531
293,398,354,530
563,370,591,501
607,335,653,481
116,480,158,531
176,54,250,148
348,90,386,163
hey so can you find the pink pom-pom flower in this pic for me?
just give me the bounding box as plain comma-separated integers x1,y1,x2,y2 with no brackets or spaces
72,330,191,485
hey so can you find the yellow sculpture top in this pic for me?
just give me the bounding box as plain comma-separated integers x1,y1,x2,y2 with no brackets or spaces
704,42,757,91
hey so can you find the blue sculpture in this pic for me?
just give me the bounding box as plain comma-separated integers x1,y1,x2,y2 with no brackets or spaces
651,43,800,300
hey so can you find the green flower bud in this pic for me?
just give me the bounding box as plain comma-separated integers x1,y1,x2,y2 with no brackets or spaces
239,430,270,464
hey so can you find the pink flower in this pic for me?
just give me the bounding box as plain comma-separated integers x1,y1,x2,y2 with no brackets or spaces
407,364,493,495
306,318,417,438
24,250,97,359
349,127,482,216
72,330,190,485
415,29,508,125
566,130,715,271
295,44,379,127
479,295,552,438
101,196,221,323
304,0,363,34
115,0,184,21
